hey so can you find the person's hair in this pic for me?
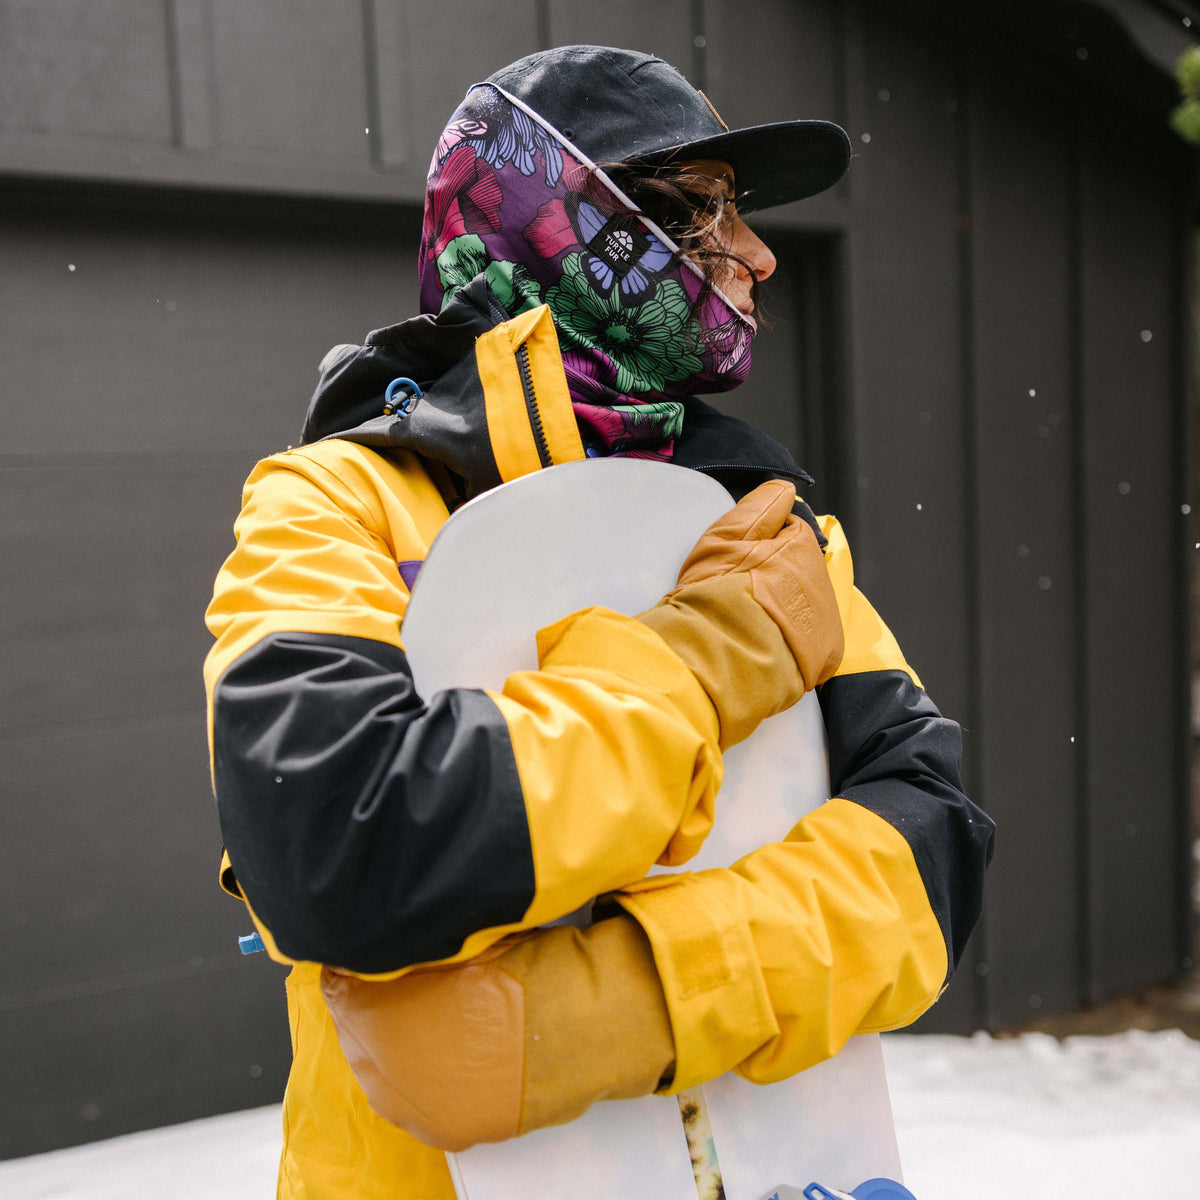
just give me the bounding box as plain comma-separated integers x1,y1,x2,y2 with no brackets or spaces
598,162,770,326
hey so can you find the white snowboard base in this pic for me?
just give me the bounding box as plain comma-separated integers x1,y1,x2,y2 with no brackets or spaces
401,460,902,1200
446,1036,898,1200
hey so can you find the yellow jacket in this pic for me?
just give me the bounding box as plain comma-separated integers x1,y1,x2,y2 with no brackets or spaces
205,288,993,1198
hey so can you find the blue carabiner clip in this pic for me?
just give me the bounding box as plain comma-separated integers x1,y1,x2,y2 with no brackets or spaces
383,377,423,417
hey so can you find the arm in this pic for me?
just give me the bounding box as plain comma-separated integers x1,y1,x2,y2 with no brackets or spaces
614,514,993,1089
319,511,993,1147
205,441,725,976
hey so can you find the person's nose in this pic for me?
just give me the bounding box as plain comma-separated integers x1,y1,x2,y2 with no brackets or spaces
730,215,776,283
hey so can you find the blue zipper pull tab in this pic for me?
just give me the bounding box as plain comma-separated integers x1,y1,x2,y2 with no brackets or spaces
238,931,266,955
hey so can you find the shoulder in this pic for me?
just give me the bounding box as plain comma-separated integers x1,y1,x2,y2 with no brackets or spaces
816,514,854,597
257,438,418,499
240,440,447,538
814,514,921,688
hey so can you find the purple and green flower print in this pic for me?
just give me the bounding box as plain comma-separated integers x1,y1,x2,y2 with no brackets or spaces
567,195,677,297
463,98,565,186
419,83,756,461
546,254,701,395
436,235,542,316
424,145,503,262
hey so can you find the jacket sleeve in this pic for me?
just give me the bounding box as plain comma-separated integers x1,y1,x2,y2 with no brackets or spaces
205,446,723,977
614,515,994,1092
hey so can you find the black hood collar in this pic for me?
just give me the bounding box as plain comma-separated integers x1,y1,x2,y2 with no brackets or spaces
303,278,818,526
302,276,503,446
302,278,522,504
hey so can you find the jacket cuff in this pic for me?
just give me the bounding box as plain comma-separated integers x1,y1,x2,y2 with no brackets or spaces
613,874,777,1092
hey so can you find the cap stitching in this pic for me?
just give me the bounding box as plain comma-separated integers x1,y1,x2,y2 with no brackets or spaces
624,59,690,140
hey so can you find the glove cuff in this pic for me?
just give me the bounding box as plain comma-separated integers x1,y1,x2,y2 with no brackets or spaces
639,573,804,749
502,913,676,1135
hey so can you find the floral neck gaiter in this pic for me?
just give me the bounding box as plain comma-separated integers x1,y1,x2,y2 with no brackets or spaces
418,83,755,461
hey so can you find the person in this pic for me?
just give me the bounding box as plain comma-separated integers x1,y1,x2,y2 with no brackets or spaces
203,45,994,1200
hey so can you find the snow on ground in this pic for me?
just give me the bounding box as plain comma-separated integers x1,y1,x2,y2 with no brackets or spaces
2,1030,1199,1199
883,1030,1200,1199
0,1105,282,1199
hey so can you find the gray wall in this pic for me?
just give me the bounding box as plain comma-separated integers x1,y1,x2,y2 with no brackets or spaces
0,195,419,1156
1,0,1194,1158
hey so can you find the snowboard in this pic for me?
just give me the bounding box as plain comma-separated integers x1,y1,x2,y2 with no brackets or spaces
400,458,904,1200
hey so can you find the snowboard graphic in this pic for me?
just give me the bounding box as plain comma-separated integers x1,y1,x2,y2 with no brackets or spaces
401,459,904,1200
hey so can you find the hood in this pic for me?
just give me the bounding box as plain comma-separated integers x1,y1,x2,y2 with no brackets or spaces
301,77,819,520
416,81,758,462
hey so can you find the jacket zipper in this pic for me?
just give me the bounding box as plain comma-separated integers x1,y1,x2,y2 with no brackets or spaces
515,342,554,469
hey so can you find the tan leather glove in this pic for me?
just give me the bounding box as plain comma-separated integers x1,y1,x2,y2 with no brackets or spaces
639,479,844,748
321,913,675,1151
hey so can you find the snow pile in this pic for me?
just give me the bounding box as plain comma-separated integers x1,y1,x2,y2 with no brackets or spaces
0,1105,282,1199
883,1029,1200,1199
2,1030,1198,1198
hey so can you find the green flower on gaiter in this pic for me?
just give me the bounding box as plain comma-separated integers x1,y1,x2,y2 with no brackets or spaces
436,235,541,315
545,254,702,394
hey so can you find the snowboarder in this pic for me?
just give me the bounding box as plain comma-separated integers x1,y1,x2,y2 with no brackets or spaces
204,44,995,1199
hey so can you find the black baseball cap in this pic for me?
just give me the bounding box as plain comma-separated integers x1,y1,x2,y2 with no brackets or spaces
484,45,850,212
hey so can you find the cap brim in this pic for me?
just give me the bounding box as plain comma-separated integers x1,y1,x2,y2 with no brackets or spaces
627,119,851,212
